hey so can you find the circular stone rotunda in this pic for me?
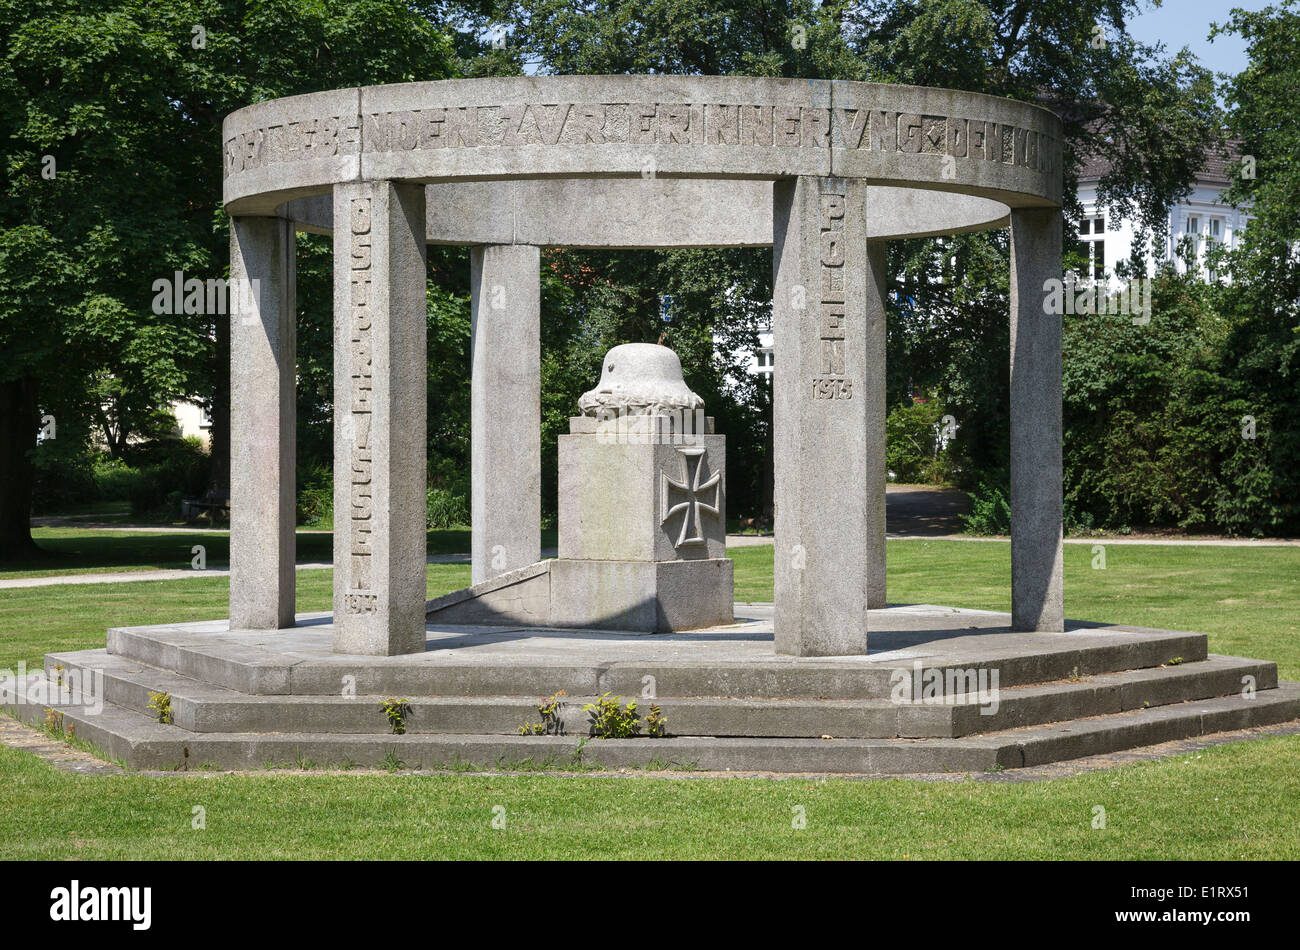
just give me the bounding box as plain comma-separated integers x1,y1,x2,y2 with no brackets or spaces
8,76,1296,773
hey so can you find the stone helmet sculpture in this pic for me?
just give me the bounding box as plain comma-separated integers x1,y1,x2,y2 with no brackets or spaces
578,343,705,416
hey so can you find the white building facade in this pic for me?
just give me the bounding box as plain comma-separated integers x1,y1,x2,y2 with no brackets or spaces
1075,149,1250,286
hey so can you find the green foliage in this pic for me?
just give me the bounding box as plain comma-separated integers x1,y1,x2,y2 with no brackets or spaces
296,466,334,527
147,691,173,725
960,479,1011,536
124,437,210,517
885,397,961,484
92,456,141,501
29,437,97,514
644,704,668,739
426,487,469,530
1204,1,1300,535
1,0,460,547
1063,271,1293,535
380,698,412,735
518,690,567,736
582,693,642,739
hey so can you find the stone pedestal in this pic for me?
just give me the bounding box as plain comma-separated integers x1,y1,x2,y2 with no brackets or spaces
548,558,734,631
559,417,726,562
555,415,732,632
331,181,428,656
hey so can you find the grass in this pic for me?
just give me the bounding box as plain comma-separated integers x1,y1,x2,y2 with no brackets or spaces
4,539,1296,678
2,526,562,579
1,532,1297,859
0,735,1297,859
0,564,472,668
731,542,1300,680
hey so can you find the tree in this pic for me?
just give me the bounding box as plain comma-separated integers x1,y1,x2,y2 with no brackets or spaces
0,0,458,558
1205,0,1300,533
488,0,1222,512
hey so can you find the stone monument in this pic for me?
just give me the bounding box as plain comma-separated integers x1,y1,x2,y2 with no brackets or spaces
219,75,1071,657
426,342,734,631
5,76,1296,778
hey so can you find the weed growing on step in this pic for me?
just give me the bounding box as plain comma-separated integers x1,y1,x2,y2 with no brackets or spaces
583,693,642,738
147,691,173,725
379,699,412,735
518,690,567,735
645,704,668,738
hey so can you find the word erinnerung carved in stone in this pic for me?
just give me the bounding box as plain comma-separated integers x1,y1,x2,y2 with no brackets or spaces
224,103,1061,178
346,195,377,616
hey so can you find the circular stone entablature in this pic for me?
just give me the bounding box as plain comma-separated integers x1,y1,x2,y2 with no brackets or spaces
222,76,1061,246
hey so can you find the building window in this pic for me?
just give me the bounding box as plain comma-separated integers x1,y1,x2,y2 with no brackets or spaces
1078,215,1105,280
1205,217,1224,279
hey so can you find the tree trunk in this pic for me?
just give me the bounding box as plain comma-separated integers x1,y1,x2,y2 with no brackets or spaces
0,377,42,560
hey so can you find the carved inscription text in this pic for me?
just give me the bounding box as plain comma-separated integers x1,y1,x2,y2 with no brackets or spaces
345,196,377,615
812,191,853,401
225,103,1061,182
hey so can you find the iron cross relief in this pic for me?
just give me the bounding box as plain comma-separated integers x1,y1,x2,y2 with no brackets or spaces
660,447,721,547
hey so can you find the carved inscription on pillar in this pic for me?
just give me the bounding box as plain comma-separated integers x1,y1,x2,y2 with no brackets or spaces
346,197,377,615
812,191,853,401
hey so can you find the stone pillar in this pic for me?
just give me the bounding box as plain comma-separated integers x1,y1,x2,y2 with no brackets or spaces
229,215,296,630
332,181,428,656
469,244,541,584
1009,207,1064,631
772,176,872,656
865,239,888,610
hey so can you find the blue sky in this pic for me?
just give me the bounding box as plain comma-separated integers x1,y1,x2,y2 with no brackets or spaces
1125,0,1276,75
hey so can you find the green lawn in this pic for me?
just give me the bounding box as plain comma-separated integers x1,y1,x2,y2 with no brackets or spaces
3,539,1298,678
0,734,1297,859
0,564,472,667
1,535,1298,860
735,541,1300,679
1,526,524,579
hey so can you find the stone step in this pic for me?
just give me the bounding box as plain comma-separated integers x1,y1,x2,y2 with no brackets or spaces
9,672,1296,774
46,649,1276,739
104,621,1209,699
